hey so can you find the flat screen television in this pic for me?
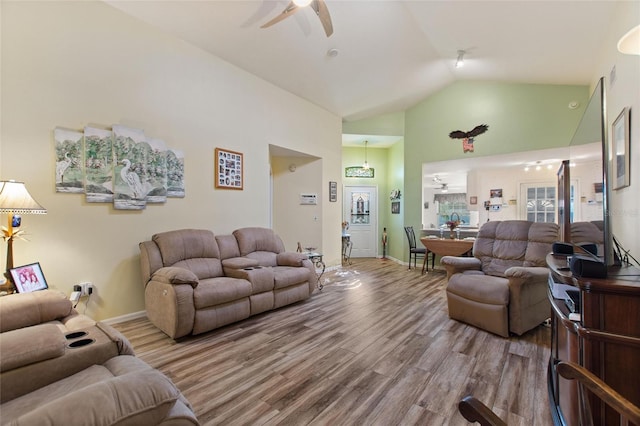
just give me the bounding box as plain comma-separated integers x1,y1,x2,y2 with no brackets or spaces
564,77,615,268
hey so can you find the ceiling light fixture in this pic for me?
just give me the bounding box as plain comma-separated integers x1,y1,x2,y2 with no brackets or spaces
523,160,557,172
441,183,448,193
455,50,465,68
617,24,640,55
362,140,370,170
293,0,313,7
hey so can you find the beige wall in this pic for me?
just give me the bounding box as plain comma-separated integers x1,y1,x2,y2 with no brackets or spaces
271,155,323,253
592,0,640,258
0,1,342,321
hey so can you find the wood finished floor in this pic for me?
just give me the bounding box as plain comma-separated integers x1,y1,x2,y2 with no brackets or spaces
113,258,553,426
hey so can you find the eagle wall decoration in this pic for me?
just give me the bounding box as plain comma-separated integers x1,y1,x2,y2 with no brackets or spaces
449,124,489,153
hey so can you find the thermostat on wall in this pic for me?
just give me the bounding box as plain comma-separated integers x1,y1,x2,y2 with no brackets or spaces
300,193,318,205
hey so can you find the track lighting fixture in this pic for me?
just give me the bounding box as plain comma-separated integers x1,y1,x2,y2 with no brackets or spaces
523,160,557,172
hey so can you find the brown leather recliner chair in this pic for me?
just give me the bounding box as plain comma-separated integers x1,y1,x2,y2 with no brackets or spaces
441,220,559,337
570,220,604,254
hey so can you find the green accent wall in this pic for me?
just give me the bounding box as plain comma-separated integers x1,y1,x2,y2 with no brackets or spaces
341,146,389,256
342,142,407,260
344,80,590,264
402,81,589,259
385,141,405,261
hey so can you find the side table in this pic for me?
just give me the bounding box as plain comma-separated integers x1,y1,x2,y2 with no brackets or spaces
342,234,352,265
304,252,326,291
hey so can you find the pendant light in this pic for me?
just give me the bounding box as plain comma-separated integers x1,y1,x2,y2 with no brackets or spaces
363,140,370,170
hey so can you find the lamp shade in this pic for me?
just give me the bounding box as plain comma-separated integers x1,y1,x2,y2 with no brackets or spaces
0,181,47,214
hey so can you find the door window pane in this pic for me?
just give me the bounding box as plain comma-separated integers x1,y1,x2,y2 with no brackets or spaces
350,192,370,224
524,184,556,223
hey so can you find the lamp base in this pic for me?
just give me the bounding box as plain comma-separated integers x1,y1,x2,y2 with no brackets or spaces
2,233,16,293
0,273,15,294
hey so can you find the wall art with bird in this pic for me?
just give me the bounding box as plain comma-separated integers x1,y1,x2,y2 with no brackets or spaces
449,124,489,153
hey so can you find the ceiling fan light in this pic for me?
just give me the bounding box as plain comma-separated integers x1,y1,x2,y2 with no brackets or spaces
293,0,313,7
455,50,465,68
617,25,640,55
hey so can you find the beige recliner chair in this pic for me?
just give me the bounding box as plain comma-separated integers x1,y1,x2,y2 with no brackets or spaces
441,220,559,337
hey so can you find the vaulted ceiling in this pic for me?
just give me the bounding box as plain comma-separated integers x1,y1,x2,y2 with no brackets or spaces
106,0,617,123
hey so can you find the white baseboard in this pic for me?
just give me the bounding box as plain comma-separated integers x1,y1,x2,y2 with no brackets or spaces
383,256,403,265
102,310,147,325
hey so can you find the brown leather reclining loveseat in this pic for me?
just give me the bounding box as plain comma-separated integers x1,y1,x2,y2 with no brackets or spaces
139,227,317,340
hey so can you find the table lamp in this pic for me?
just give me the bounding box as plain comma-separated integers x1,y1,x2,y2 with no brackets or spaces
0,180,47,292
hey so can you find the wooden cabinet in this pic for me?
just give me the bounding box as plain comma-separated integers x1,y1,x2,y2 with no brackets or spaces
547,254,640,425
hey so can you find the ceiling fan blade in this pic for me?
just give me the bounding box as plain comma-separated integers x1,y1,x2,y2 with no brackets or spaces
311,0,333,37
260,1,300,29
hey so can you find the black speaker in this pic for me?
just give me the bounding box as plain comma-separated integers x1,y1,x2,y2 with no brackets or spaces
569,254,607,278
552,242,573,255
576,242,598,256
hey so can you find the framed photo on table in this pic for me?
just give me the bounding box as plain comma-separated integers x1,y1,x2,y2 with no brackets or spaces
215,148,243,190
10,262,49,293
611,107,630,190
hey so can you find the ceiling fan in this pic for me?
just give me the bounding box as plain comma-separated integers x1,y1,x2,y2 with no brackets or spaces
261,0,334,37
430,180,449,192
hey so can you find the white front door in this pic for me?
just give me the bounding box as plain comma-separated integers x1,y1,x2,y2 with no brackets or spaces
344,186,378,257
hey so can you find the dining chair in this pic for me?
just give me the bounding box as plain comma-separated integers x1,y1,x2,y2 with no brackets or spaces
404,226,433,271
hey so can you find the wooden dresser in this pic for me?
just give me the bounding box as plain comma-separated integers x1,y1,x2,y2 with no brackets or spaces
547,253,640,425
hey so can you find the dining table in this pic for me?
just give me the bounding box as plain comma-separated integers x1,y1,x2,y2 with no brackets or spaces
420,237,474,273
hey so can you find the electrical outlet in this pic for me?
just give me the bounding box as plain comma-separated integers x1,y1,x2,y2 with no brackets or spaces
80,282,93,296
